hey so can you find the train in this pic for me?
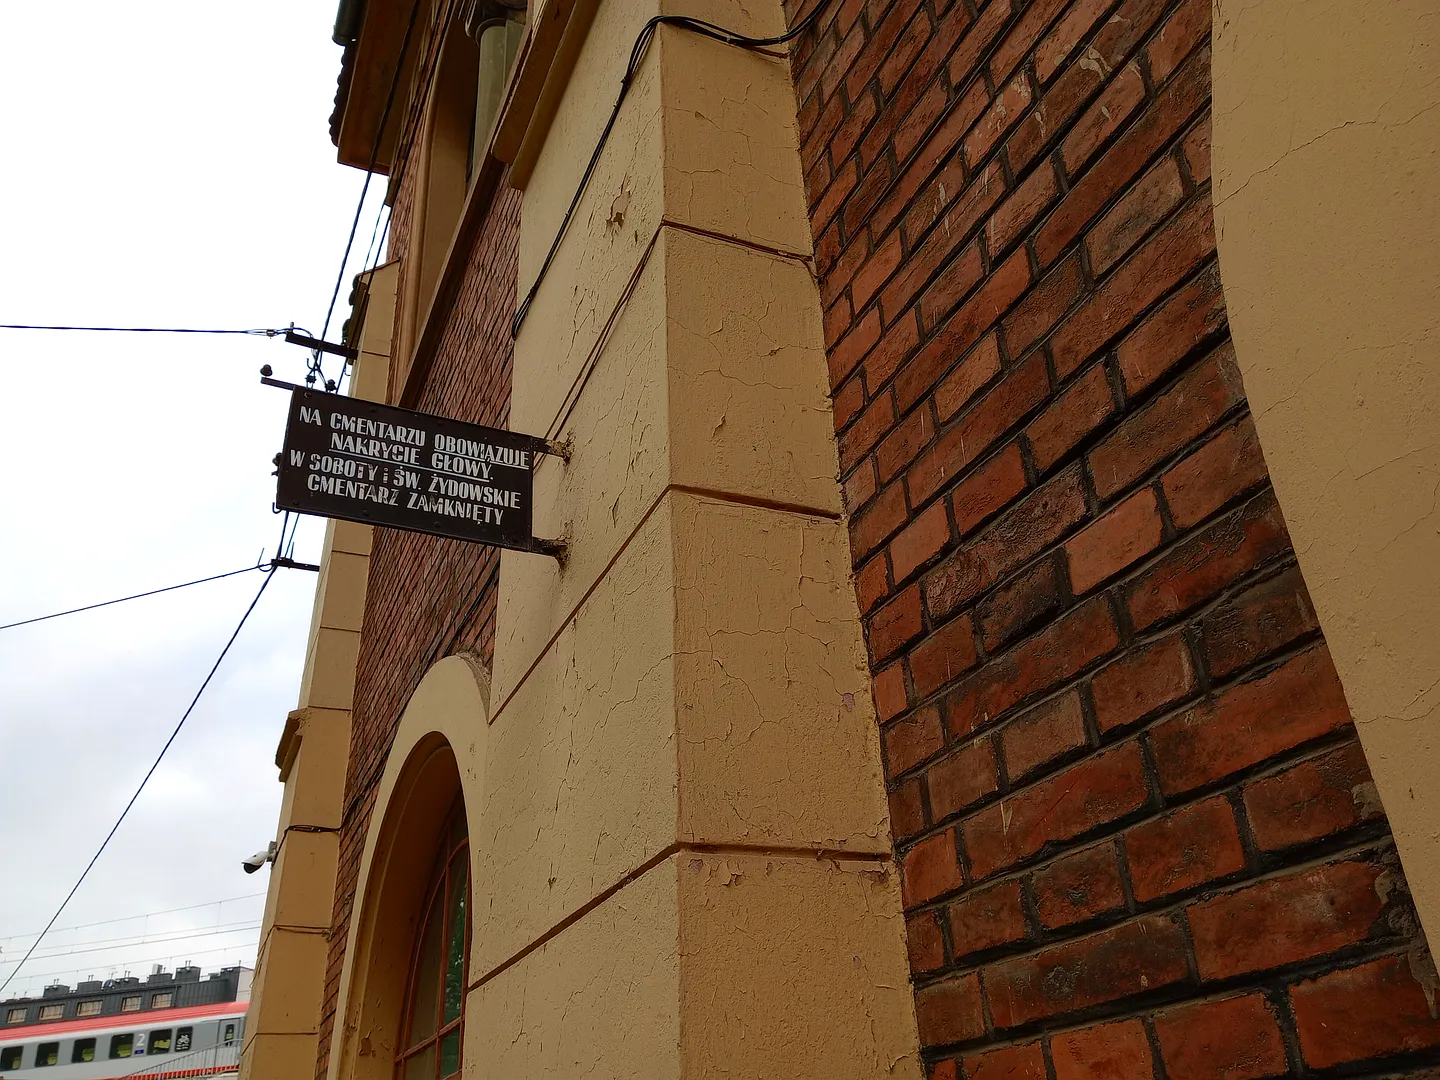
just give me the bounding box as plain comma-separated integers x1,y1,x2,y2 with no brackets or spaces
0,1000,246,1080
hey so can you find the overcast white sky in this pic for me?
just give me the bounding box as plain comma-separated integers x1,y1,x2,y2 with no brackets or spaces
0,2,385,999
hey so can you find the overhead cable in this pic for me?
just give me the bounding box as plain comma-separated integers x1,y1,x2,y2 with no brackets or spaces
0,569,277,997
0,325,283,336
510,0,830,337
0,893,265,943
0,565,264,632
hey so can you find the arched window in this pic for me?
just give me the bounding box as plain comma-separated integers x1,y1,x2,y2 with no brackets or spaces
395,804,469,1079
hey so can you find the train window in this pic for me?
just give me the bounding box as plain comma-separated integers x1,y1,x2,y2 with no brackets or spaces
0,1047,22,1069
175,1028,193,1053
121,995,142,1012
72,1039,96,1064
149,1030,171,1054
76,1000,102,1017
109,1034,134,1059
151,992,173,1009
4,1007,23,1023
37,1005,62,1021
36,1042,59,1067
223,1023,236,1046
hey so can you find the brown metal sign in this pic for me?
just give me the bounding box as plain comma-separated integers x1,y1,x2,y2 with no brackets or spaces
273,385,560,555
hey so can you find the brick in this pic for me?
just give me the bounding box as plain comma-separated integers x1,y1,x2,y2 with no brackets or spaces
822,22,867,101
963,1041,1046,1080
856,552,889,616
1004,58,1098,175
1066,487,1164,594
1290,954,1440,1068
1090,343,1245,500
932,330,1005,420
890,81,950,168
1153,994,1287,1080
919,237,1031,342
1087,158,1187,276
903,828,965,905
1032,842,1127,929
1202,566,1318,678
1149,644,1351,796
987,0,1067,85
1125,796,1245,902
843,156,898,237
900,154,994,249
890,776,927,840
964,74,1035,167
873,80,990,237
1147,0,1209,87
951,443,1029,538
1002,256,1084,357
1036,45,1211,268
931,1062,959,1080
987,915,1189,1027
886,705,946,774
910,354,1049,506
879,8,934,95
890,498,951,582
1117,263,1227,396
842,1,911,103
1060,61,1146,177
883,238,982,331
963,740,1147,879
871,584,925,663
1050,1018,1153,1080
844,458,880,515
865,307,923,390
831,85,880,167
927,467,1090,624
1091,632,1196,732
914,241,987,333
813,156,858,235
1051,198,1218,381
879,404,938,482
840,388,897,474
1026,360,1117,472
853,230,904,310
948,879,1029,960
874,660,908,721
824,228,871,308
1126,491,1292,631
987,162,1059,257
948,0,1013,85
928,738,1000,819
911,615,981,698
1188,857,1388,981
915,973,986,1046
1183,114,1211,184
833,369,865,429
803,91,846,179
829,304,882,386
852,477,907,561
1243,740,1384,853
1000,689,1088,781
1035,0,1122,83
908,910,947,972
977,556,1065,653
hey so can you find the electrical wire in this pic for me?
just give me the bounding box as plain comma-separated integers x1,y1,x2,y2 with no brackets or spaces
510,2,829,337
5,924,263,967
0,325,283,335
0,570,277,998
0,895,266,944
9,941,261,994
0,565,264,632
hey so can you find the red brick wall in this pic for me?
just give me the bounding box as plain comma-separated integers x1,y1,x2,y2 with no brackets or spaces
312,149,521,1080
789,0,1440,1072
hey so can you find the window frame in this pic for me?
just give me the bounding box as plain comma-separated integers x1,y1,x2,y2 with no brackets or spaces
150,991,173,1009
35,1041,59,1067
149,1028,172,1054
37,1004,63,1021
4,1007,24,1024
0,1046,23,1069
72,1038,97,1064
109,1033,135,1060
76,1000,102,1018
393,801,469,1080
120,995,142,1013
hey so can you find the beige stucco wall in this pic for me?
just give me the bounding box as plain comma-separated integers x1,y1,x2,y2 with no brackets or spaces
1212,0,1440,946
240,265,398,1080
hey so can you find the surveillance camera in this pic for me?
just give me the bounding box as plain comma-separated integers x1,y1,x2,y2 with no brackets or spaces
242,843,277,875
